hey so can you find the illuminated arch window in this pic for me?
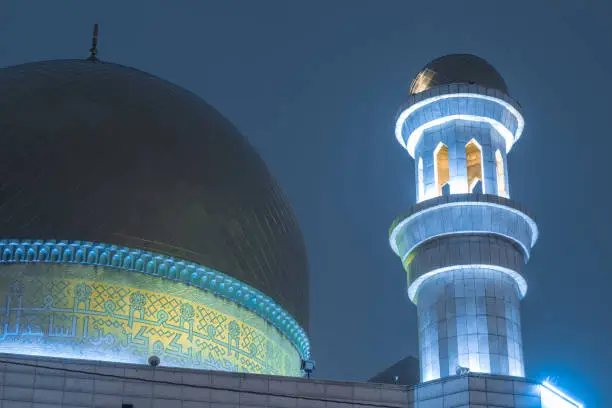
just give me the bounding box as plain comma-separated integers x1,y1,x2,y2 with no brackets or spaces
417,157,425,200
466,139,484,193
434,143,449,196
495,149,506,196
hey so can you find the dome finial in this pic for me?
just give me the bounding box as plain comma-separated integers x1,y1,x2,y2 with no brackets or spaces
88,24,99,61
409,54,508,95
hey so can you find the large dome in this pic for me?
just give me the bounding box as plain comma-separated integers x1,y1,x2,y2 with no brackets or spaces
0,59,308,328
409,54,508,95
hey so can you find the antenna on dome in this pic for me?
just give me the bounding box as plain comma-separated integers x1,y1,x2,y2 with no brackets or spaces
88,24,99,61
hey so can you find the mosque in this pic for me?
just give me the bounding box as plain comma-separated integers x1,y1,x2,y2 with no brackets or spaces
0,29,582,407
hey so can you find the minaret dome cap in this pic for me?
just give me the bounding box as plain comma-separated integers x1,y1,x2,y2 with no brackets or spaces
409,54,508,95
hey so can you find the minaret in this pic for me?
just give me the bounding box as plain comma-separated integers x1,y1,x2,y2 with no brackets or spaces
390,54,538,382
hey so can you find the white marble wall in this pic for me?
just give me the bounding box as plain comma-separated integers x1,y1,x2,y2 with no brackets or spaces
417,268,524,383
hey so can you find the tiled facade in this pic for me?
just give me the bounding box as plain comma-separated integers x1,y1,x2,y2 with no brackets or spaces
392,72,538,384
389,195,537,381
0,353,579,408
417,268,524,381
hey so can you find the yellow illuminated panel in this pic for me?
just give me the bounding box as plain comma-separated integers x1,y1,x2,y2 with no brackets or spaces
0,264,301,376
466,139,483,192
434,143,449,195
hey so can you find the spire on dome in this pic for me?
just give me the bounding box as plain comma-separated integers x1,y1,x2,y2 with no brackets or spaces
88,24,99,61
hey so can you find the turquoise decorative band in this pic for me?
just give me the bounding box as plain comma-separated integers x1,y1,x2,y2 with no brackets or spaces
0,239,310,360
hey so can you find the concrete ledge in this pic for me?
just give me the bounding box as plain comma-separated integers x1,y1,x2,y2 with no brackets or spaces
0,353,582,408
389,194,537,262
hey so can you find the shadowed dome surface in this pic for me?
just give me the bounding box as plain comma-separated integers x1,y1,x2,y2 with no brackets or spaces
0,59,308,328
409,54,508,95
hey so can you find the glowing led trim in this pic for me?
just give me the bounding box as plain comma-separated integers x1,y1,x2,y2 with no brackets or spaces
433,142,447,196
542,381,584,408
410,115,512,158
0,239,310,360
389,200,538,256
394,93,525,158
407,264,528,304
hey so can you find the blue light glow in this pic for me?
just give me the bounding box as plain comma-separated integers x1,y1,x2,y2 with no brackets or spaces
389,199,539,260
408,264,528,303
541,381,583,408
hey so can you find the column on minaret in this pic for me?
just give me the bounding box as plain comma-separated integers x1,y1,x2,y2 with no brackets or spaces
391,55,537,383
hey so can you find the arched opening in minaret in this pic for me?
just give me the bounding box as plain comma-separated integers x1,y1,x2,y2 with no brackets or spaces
418,157,425,201
466,139,484,193
434,143,449,196
495,149,506,197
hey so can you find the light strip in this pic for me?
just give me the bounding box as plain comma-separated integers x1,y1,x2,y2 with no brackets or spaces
542,381,584,408
395,93,525,158
408,115,513,158
389,200,539,255
407,264,528,303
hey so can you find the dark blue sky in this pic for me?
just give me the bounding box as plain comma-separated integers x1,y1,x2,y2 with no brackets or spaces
2,1,610,406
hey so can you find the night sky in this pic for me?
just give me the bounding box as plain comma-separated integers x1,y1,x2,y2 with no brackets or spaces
1,1,610,406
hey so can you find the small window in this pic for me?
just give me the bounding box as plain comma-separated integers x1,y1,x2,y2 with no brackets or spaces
434,143,449,196
466,139,484,193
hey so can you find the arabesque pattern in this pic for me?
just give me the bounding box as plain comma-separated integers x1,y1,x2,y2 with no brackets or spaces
0,263,301,376
0,239,309,360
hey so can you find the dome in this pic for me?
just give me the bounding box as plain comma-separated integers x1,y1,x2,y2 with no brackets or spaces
409,54,508,95
0,59,309,329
